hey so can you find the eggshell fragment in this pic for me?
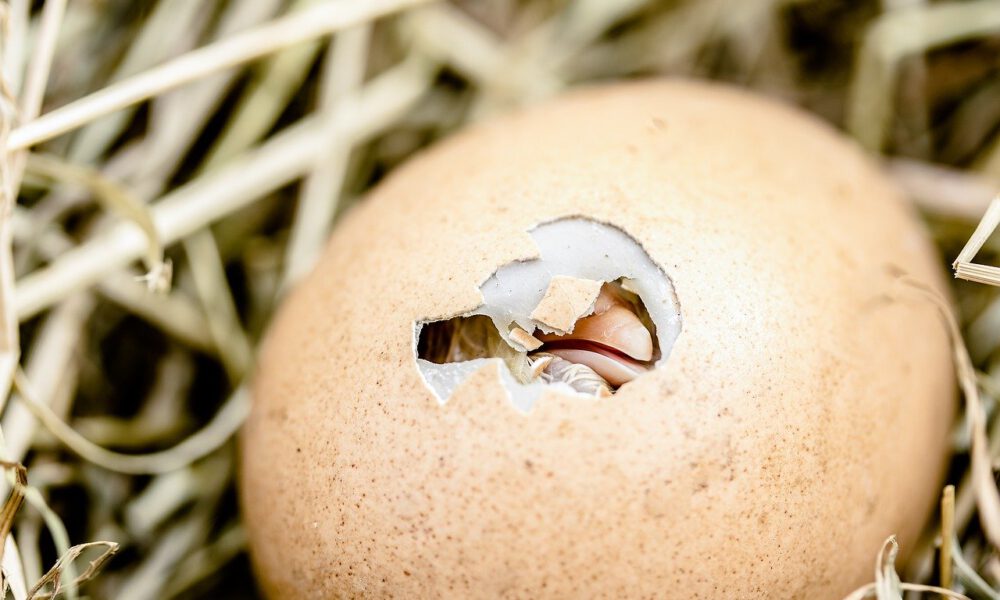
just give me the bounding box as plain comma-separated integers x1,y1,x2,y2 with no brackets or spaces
240,80,956,599
508,326,543,351
529,275,604,332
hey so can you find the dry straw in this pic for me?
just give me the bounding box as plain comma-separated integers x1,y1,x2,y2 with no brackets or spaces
0,0,999,598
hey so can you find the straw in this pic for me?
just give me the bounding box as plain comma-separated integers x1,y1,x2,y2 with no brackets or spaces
2,1,1000,598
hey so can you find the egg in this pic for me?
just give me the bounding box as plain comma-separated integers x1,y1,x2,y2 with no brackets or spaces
239,80,955,598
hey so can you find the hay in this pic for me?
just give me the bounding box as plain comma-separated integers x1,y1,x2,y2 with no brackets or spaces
0,0,998,598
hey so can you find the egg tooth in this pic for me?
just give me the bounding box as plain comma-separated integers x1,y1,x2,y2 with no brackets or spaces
590,282,644,316
591,284,618,315
538,303,653,361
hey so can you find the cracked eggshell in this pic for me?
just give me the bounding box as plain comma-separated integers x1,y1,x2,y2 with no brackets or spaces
529,275,604,332
240,80,955,598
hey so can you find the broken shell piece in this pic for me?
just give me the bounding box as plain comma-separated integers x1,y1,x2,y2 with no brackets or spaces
528,354,554,379
509,326,543,351
535,352,612,397
530,275,604,332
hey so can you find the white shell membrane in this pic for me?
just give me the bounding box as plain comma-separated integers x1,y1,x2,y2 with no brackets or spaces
414,217,682,413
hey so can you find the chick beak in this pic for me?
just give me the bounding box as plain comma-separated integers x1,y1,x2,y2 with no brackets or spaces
536,284,654,385
560,304,653,361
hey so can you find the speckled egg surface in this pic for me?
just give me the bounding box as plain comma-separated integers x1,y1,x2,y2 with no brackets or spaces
239,80,955,599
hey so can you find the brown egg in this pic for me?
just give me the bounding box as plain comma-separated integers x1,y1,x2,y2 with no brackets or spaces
240,80,955,598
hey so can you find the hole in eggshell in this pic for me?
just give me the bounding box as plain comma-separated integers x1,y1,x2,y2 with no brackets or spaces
418,280,660,396
414,217,682,413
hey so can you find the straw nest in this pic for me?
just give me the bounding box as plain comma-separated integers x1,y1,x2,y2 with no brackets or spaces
0,1,998,598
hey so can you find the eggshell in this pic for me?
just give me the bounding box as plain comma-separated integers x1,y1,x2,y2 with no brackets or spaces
240,80,955,598
530,275,604,332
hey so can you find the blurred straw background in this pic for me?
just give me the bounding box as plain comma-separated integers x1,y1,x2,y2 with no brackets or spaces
0,0,999,598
